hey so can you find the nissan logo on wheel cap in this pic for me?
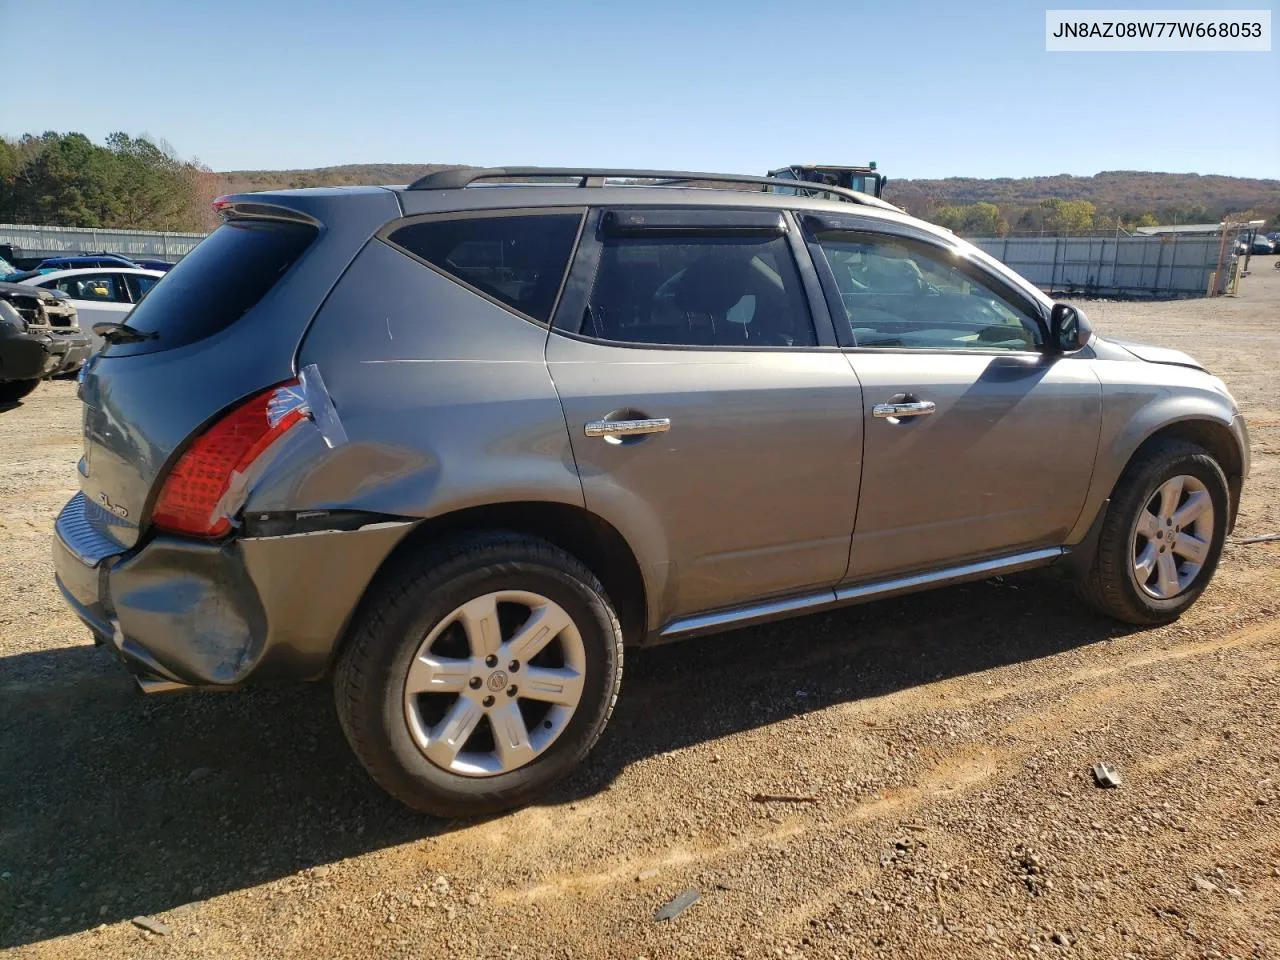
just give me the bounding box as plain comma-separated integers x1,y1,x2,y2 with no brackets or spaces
486,670,508,691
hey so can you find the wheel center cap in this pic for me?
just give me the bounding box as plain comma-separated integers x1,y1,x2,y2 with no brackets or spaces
486,670,508,692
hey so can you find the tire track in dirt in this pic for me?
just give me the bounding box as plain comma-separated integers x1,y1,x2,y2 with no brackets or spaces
475,618,1280,911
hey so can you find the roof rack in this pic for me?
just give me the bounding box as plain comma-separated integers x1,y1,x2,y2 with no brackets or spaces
405,166,897,209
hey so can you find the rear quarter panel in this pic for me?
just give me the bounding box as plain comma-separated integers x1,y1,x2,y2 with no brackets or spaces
267,240,583,519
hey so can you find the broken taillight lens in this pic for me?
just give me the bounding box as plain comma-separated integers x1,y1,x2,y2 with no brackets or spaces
151,380,307,538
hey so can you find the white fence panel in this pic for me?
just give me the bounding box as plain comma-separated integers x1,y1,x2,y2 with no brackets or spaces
0,223,208,261
971,234,1226,297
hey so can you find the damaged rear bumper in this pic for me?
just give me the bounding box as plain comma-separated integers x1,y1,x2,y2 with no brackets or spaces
53,492,415,688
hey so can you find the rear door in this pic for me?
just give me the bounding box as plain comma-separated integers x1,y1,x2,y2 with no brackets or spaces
803,213,1101,581
548,207,864,624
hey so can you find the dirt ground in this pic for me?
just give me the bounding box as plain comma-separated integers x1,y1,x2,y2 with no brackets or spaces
2,258,1278,960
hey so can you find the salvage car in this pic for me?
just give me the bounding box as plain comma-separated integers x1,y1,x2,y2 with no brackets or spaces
22,268,164,351
0,300,59,401
54,167,1249,816
0,280,91,377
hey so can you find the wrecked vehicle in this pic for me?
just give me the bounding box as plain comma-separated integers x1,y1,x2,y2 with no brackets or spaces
0,281,91,395
54,167,1248,817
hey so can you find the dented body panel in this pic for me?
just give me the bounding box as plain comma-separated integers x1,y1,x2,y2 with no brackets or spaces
73,189,402,548
55,488,414,685
281,238,586,521
50,181,1252,692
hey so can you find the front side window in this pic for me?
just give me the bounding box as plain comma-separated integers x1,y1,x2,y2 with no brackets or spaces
386,213,582,324
578,234,815,348
814,232,1042,351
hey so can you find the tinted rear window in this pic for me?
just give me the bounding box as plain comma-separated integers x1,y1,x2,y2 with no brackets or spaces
121,219,316,350
385,213,582,323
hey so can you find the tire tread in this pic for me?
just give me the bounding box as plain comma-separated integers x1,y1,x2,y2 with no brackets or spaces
1077,438,1227,625
334,531,623,816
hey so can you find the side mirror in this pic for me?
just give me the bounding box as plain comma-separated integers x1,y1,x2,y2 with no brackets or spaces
1049,302,1092,353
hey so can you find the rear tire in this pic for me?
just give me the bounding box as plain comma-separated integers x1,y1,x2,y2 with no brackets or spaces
1077,439,1229,625
334,531,623,817
0,379,40,403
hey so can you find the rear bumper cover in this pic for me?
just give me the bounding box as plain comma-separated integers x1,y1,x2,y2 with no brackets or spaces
53,492,415,686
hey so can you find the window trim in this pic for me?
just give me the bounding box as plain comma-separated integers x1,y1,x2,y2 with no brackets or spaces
376,206,588,329
123,272,157,303
802,216,1050,354
549,206,836,353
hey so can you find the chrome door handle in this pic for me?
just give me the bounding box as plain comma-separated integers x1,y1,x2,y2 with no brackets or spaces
585,417,671,439
873,400,936,419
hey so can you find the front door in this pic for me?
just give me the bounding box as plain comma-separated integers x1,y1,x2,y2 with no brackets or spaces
804,218,1102,581
548,207,864,623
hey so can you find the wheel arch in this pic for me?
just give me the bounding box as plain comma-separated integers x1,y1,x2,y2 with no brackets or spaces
1070,412,1246,548
340,501,651,658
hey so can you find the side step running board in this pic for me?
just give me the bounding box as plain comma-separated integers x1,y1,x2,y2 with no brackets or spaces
658,547,1065,641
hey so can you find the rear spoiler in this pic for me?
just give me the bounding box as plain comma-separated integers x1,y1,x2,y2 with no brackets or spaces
212,197,321,226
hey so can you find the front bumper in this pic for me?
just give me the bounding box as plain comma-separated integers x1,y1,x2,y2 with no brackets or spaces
49,331,92,375
0,331,53,381
53,492,415,687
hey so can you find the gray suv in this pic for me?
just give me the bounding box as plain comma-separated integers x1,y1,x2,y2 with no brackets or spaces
53,168,1249,815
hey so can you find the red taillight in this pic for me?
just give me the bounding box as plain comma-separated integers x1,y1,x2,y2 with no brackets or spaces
212,196,233,214
151,380,307,538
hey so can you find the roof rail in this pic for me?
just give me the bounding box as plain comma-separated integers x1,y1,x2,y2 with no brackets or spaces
404,166,897,210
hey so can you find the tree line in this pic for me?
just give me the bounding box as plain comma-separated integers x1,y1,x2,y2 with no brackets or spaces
923,198,1270,237
2,132,1276,238
0,132,215,232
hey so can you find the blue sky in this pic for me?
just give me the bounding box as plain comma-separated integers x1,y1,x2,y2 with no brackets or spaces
3,0,1276,178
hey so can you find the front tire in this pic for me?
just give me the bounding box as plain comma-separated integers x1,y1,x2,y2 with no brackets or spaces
0,378,40,403
334,532,623,817
1078,439,1229,625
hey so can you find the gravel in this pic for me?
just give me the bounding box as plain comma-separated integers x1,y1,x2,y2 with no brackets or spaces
2,256,1279,959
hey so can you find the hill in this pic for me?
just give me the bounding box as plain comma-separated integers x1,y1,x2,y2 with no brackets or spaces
886,171,1280,224
215,163,463,195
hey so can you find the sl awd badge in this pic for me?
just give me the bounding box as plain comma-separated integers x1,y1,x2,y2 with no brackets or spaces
98,492,129,519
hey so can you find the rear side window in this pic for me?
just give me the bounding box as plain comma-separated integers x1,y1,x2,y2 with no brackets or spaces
579,234,816,348
385,213,582,323
122,219,316,349
124,273,158,301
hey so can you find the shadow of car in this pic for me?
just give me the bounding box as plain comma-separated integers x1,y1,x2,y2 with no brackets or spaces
0,573,1131,948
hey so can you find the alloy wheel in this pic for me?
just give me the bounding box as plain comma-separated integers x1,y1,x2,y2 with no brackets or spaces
402,590,586,777
1131,474,1215,600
